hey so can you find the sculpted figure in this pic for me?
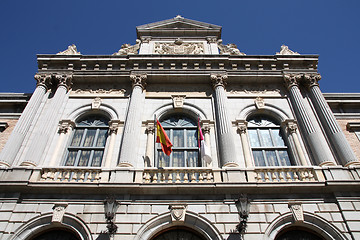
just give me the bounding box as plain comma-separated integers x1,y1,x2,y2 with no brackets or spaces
217,40,246,55
113,39,141,55
57,44,81,55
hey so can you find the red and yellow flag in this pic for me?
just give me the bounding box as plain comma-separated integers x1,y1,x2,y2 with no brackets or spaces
156,119,173,156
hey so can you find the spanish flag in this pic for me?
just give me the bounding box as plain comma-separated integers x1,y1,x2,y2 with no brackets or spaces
156,119,173,156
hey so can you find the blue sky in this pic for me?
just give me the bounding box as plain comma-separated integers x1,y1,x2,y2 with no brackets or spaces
0,0,359,93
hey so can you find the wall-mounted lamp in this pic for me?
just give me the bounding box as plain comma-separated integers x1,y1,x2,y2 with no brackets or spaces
235,195,250,236
104,197,119,235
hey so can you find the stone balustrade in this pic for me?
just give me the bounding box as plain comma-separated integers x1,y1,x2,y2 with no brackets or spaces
142,167,214,183
252,167,318,182
40,167,102,183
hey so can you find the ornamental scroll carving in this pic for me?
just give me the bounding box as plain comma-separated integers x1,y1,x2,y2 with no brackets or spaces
211,73,228,89
34,73,52,89
169,204,187,222
283,73,302,90
154,42,204,54
303,73,321,89
73,89,126,95
113,39,141,55
217,39,246,56
57,44,81,55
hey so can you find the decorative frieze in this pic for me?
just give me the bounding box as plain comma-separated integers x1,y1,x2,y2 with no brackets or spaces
72,88,126,95
154,42,204,54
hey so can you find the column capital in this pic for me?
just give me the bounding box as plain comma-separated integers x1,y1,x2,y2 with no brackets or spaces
236,120,248,134
58,120,75,134
211,73,228,89
130,73,147,90
146,125,155,134
141,37,151,43
54,73,73,90
303,73,321,89
283,120,298,134
206,37,218,43
34,73,52,90
283,73,302,90
109,120,122,134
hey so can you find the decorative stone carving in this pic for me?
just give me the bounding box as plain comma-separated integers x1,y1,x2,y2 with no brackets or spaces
288,202,304,223
92,97,102,109
202,125,211,134
276,45,300,55
286,121,298,134
217,39,246,55
73,89,126,95
146,125,155,134
58,120,75,134
113,39,141,55
141,37,151,43
211,73,228,89
130,73,147,90
55,74,73,90
237,122,247,134
57,44,81,55
169,204,187,222
283,73,302,90
52,203,68,223
206,37,218,43
171,95,186,108
255,97,265,109
34,73,52,89
109,120,121,134
154,42,204,54
303,73,321,88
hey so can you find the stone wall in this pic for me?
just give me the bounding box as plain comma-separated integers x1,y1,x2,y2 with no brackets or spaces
0,119,18,152
337,119,360,160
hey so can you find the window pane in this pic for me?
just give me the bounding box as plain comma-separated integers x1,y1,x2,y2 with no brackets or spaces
70,129,84,147
83,129,96,147
278,150,291,166
96,129,108,147
253,150,265,166
186,129,198,147
259,129,273,147
92,150,103,167
187,151,199,167
265,151,278,166
158,151,170,167
78,150,91,166
173,151,185,167
173,129,184,147
65,151,78,166
248,129,260,147
271,129,285,147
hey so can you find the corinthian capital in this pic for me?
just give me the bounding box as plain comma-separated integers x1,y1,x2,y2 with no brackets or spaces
283,73,302,90
34,73,52,90
211,73,228,89
130,73,147,90
303,73,321,89
54,74,73,90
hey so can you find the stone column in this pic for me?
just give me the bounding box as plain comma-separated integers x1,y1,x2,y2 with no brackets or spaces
21,74,73,166
304,74,359,166
284,120,308,166
48,120,75,166
104,120,121,168
236,121,253,168
0,74,51,167
211,73,239,167
144,122,155,167
118,73,147,167
284,73,336,166
201,121,212,167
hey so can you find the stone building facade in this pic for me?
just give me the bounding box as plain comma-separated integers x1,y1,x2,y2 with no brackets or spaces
0,16,360,240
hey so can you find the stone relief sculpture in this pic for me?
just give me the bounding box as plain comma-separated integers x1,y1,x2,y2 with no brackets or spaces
217,39,246,55
57,44,81,55
113,39,141,55
276,45,300,55
154,40,204,54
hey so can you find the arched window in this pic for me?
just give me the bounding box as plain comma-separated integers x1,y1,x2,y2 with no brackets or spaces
64,115,109,167
30,229,80,240
247,116,292,166
151,226,205,240
157,115,200,167
276,227,325,240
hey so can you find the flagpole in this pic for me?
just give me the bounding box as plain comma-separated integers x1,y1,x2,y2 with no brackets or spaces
154,114,156,167
197,115,201,167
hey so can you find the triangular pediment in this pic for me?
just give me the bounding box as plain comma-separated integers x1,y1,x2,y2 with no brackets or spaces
137,16,222,38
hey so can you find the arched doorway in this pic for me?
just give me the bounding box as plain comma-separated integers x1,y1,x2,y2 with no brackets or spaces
276,227,325,240
29,229,81,240
151,226,206,240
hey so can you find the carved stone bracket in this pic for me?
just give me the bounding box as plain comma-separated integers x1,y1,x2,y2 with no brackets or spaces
58,120,75,134
288,202,304,223
55,74,73,90
283,73,302,90
171,95,186,108
113,39,141,55
57,44,81,55
255,97,265,109
34,73,52,90
130,73,147,90
211,73,228,89
92,97,102,110
169,204,187,222
109,120,122,134
52,203,68,223
303,73,321,89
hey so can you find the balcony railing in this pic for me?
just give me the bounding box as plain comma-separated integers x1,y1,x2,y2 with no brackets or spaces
40,167,102,183
142,167,214,183
252,167,318,182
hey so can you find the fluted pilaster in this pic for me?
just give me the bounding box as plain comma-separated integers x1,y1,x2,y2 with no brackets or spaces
21,73,73,166
144,122,155,167
0,74,51,167
304,73,359,166
211,73,239,167
118,74,147,167
236,121,253,168
284,73,336,166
